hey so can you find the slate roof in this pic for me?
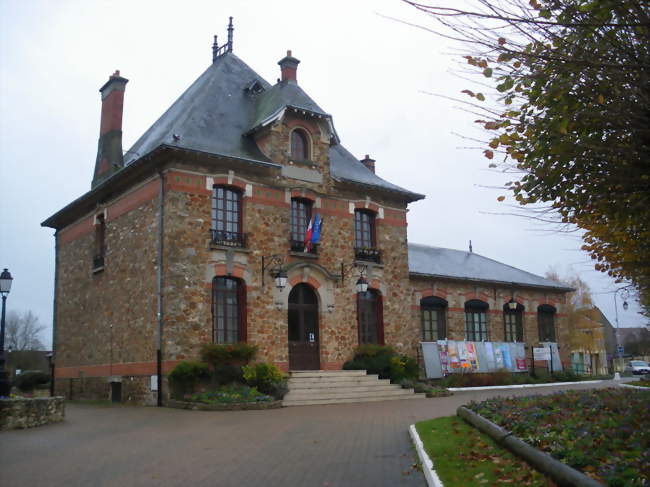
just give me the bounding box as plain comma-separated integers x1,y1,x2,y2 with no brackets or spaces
123,52,423,200
408,243,572,291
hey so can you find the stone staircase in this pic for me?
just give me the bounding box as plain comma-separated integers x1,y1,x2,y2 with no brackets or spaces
283,370,425,407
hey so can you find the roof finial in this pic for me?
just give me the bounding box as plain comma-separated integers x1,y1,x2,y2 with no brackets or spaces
469,240,473,253
212,35,219,63
227,16,234,52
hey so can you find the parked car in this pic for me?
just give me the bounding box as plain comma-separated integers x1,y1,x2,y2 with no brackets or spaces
624,360,650,375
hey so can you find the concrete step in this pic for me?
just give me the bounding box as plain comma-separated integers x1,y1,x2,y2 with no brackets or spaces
283,393,426,407
285,384,402,396
284,387,415,401
288,378,392,389
289,370,367,378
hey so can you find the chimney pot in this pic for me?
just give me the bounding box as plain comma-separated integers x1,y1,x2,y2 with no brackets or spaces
278,50,300,84
360,155,376,173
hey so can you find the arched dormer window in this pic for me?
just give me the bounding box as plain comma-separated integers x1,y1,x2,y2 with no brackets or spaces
291,129,309,162
465,299,489,341
503,302,524,342
421,296,447,341
538,304,557,342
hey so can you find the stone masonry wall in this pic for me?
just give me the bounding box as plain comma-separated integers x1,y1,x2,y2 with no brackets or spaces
0,397,65,430
54,178,160,399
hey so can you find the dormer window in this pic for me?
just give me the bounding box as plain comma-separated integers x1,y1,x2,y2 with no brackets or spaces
290,129,309,162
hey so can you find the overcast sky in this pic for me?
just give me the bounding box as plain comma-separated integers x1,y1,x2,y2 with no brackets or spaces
0,0,646,349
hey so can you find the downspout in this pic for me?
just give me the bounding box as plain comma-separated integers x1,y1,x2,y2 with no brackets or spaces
51,231,59,397
156,170,165,406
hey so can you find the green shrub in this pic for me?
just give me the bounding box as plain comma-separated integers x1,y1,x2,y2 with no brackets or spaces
213,364,244,385
242,362,285,397
344,346,418,383
200,343,257,369
168,361,209,398
14,371,50,393
399,378,415,389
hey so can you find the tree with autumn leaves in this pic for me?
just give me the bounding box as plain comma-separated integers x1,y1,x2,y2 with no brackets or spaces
404,0,650,313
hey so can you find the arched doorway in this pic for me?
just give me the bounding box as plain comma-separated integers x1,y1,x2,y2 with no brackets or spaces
288,283,320,370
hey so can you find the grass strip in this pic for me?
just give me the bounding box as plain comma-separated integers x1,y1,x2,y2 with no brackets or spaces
415,416,548,486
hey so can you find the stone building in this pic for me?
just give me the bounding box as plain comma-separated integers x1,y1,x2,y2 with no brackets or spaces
42,23,571,404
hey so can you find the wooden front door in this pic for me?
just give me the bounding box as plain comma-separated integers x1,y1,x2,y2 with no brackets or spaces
288,283,320,370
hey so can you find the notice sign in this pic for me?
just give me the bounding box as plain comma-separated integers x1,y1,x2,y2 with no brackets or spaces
533,347,551,361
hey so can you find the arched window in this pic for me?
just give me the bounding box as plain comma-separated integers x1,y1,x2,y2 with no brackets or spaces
538,304,556,342
211,186,244,247
212,277,246,343
358,289,384,345
503,303,524,342
290,198,313,251
421,296,447,341
290,129,309,161
465,300,489,341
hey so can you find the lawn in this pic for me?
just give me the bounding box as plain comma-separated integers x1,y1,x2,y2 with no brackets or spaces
467,388,650,486
415,416,548,486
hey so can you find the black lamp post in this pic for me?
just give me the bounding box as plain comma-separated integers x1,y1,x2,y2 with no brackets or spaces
0,268,14,397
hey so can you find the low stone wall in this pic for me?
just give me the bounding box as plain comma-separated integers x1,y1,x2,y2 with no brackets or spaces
167,399,282,411
0,397,65,430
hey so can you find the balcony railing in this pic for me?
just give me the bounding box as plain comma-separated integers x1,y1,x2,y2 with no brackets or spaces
210,230,247,248
354,247,381,264
290,239,318,255
93,255,105,270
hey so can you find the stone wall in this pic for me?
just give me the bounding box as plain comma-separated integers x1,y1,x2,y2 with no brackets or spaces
0,397,65,430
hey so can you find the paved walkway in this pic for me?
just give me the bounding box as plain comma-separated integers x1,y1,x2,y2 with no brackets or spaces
0,380,619,487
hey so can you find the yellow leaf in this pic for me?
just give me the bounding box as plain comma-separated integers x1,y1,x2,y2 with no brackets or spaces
597,94,605,104
497,195,506,202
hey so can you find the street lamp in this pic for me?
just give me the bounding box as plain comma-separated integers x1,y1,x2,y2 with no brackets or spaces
613,288,630,359
355,276,369,294
0,268,14,397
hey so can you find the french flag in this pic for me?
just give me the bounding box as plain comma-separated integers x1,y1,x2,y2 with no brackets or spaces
304,214,322,252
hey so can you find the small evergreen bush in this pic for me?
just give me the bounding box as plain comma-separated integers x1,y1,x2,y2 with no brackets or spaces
343,345,418,382
14,371,50,393
168,361,209,398
242,362,285,397
200,343,257,369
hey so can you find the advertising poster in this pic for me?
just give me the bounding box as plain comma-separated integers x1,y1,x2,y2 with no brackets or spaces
437,340,449,375
516,358,527,371
466,342,480,371
457,341,471,370
484,342,496,370
448,341,460,370
494,344,504,369
501,343,512,369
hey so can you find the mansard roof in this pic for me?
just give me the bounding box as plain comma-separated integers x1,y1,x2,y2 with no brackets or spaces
408,243,573,292
124,52,422,200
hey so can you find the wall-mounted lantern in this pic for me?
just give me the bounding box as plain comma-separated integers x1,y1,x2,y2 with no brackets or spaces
340,262,369,294
261,254,287,291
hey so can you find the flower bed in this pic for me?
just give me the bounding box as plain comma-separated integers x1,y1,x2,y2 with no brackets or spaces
467,388,650,486
168,383,282,411
437,369,610,388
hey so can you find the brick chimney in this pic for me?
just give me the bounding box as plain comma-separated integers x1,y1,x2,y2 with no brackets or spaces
278,50,300,83
360,155,376,173
92,70,128,188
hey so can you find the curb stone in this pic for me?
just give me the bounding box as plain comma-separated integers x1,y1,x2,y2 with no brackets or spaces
457,406,602,487
618,383,648,390
409,424,444,487
447,379,603,392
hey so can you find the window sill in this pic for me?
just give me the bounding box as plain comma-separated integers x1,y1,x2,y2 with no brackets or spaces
290,251,318,259
209,243,251,253
287,156,319,169
92,266,105,274
354,260,383,269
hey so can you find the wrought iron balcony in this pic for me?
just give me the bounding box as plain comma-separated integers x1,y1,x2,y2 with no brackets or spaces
210,230,247,248
290,239,318,255
354,247,381,264
92,255,105,270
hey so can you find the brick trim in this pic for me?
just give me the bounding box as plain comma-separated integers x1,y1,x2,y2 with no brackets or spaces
55,360,181,379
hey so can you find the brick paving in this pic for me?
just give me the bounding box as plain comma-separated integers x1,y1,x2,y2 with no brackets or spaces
0,381,617,487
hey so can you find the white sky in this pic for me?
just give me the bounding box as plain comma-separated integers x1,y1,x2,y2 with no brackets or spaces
0,0,646,349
